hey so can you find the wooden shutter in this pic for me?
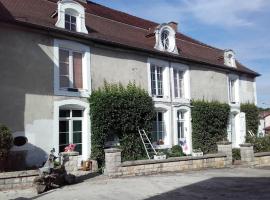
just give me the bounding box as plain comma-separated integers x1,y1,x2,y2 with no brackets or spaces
73,52,83,89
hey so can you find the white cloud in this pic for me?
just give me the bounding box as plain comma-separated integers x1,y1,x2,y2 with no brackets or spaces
182,0,270,27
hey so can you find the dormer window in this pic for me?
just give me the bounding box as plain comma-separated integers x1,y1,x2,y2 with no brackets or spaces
154,24,178,54
65,14,77,31
224,50,236,68
55,0,88,34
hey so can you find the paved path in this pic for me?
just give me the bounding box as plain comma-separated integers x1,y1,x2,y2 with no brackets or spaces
1,167,270,200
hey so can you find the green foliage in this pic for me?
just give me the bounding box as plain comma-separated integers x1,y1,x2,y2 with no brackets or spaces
169,145,184,157
0,124,13,160
240,103,259,136
246,135,270,153
232,148,241,161
191,100,230,154
89,82,155,166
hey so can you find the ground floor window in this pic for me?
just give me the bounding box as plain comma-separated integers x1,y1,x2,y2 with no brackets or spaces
152,111,165,145
177,110,185,141
59,109,83,154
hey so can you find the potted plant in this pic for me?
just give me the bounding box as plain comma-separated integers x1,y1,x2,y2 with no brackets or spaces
192,148,203,157
154,152,167,160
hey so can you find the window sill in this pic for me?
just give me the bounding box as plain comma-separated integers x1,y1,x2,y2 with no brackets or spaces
172,98,190,104
154,144,172,149
55,88,90,98
152,97,171,102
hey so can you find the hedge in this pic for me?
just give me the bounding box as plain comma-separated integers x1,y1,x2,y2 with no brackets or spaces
240,103,259,136
191,100,230,154
0,124,13,163
88,82,155,166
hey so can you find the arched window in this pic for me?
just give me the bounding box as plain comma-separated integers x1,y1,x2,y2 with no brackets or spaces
154,24,178,54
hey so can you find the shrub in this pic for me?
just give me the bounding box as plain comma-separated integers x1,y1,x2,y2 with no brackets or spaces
169,145,184,157
191,100,230,154
246,135,270,153
232,148,241,161
240,103,259,136
89,82,154,166
0,124,13,161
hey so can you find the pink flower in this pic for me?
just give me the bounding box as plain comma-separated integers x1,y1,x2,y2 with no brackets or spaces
64,144,76,152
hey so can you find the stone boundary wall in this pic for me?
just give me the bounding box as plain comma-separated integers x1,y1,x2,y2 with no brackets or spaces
0,170,39,191
104,148,227,177
254,152,270,166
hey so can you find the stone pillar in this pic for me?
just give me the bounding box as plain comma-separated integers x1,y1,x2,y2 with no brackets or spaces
217,142,232,166
61,151,79,174
240,143,254,164
104,148,122,176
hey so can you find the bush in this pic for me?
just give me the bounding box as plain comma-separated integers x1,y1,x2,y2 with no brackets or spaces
240,103,259,136
191,100,230,154
89,82,155,166
246,135,270,153
169,145,184,157
0,124,13,161
232,148,241,161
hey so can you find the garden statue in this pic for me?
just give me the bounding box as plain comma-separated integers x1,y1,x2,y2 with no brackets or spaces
33,148,76,194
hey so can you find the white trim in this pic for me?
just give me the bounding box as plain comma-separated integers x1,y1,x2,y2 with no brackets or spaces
147,58,170,102
172,106,192,154
55,0,88,34
253,79,258,105
170,62,191,102
154,24,178,54
224,49,236,68
153,103,172,148
54,39,91,98
227,74,240,106
53,99,90,161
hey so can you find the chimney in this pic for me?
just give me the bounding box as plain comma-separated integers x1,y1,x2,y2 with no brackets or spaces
168,21,178,32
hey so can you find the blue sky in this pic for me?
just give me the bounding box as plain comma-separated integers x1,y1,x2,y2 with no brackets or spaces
93,0,270,108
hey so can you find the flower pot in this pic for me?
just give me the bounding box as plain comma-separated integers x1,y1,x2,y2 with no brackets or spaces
154,155,167,160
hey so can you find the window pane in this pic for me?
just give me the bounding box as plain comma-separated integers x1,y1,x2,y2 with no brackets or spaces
71,16,76,24
74,144,82,155
59,145,66,153
59,120,69,132
72,110,83,117
59,132,69,145
65,22,70,30
59,110,70,118
71,23,76,31
73,52,83,89
59,49,69,63
150,65,156,96
60,63,69,75
157,67,163,96
73,120,82,132
60,76,70,88
73,132,82,143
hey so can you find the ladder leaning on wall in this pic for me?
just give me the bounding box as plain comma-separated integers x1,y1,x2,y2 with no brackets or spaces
138,129,157,159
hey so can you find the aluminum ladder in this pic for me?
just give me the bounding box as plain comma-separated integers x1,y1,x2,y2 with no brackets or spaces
138,129,157,159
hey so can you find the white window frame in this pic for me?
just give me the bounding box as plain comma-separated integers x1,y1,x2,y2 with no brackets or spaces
59,109,83,155
224,50,236,68
173,106,192,154
55,0,88,34
228,74,240,106
152,104,172,149
54,39,91,97
171,63,190,102
147,58,170,102
53,99,90,161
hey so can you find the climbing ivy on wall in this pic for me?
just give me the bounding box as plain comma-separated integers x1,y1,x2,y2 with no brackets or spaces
191,100,230,154
88,82,155,166
240,103,259,137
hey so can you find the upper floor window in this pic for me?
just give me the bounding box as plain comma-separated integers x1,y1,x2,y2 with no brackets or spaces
173,69,184,98
151,64,163,98
65,14,77,31
154,24,178,54
59,49,83,90
55,0,88,34
54,39,91,97
229,79,236,103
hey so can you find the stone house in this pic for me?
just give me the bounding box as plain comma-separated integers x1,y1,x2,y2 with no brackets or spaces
0,0,259,167
259,112,270,136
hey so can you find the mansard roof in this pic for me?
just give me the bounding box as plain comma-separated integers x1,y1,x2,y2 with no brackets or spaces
0,0,259,77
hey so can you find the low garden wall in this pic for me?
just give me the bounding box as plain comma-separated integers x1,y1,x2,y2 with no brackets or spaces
0,170,38,191
254,152,270,166
104,148,229,177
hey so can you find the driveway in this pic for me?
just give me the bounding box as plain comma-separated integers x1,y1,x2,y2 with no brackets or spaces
1,167,270,200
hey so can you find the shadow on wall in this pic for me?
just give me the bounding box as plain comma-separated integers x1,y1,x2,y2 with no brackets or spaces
144,177,270,200
0,2,55,170
4,143,47,172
